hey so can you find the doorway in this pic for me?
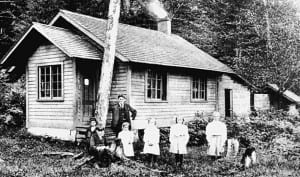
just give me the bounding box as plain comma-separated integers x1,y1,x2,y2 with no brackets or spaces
78,61,99,124
225,89,233,118
82,76,96,120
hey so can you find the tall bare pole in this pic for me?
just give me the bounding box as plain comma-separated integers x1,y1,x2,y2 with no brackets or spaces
95,0,121,126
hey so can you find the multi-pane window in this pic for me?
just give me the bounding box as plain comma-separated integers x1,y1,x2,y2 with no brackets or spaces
39,65,62,100
146,70,167,101
192,77,207,100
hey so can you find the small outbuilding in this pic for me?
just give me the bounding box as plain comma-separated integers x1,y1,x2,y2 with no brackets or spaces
253,83,300,113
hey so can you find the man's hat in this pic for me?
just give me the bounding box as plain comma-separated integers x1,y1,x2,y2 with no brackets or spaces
118,94,126,99
90,117,97,122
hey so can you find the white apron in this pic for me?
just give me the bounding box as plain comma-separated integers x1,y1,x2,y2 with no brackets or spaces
206,120,227,156
143,125,160,155
118,130,134,157
169,124,189,154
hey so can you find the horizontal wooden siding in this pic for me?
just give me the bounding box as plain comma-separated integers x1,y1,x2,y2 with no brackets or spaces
27,44,74,129
130,66,217,127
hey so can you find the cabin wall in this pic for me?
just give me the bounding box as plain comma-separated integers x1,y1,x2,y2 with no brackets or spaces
74,60,128,127
27,44,75,140
218,74,251,117
130,65,217,128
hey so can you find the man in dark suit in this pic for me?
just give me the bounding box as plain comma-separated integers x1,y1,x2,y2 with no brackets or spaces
112,94,137,134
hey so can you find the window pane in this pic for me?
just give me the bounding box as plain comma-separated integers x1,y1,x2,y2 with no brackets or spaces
192,77,207,100
151,89,155,99
157,79,161,90
41,90,45,97
53,89,57,97
157,89,161,99
40,66,51,98
147,78,151,89
51,65,62,98
162,73,167,100
152,78,156,89
147,70,167,100
147,88,151,98
39,65,62,99
147,75,151,98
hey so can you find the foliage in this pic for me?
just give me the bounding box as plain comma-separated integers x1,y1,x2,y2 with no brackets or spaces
0,71,25,126
2,0,300,96
187,118,208,146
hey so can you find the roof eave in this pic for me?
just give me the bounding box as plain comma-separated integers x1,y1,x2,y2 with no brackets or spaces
49,10,129,62
233,74,258,90
129,60,235,74
0,25,34,66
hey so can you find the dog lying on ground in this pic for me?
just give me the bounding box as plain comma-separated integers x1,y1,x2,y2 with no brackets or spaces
241,147,256,168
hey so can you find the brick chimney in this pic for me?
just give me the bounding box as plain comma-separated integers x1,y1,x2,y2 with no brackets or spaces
157,19,171,35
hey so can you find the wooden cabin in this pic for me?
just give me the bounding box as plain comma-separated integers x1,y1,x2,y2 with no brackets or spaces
0,10,252,141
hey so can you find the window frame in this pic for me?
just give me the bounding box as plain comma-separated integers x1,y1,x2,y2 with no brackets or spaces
144,69,168,103
37,63,64,102
190,76,208,102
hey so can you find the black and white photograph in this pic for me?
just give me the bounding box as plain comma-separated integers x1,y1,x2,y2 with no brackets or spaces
0,0,300,176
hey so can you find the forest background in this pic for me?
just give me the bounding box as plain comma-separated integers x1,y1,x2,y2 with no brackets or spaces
1,0,300,92
1,0,300,117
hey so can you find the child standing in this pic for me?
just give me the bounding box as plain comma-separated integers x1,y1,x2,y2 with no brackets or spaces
117,122,135,157
206,111,227,160
169,116,189,168
143,118,160,167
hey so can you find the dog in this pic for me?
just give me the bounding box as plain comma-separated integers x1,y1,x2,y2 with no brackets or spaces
241,147,256,168
226,138,240,157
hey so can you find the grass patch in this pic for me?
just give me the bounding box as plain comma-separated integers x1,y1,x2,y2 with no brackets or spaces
0,111,300,176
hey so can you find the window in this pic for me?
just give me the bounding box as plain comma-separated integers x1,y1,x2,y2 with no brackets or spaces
192,77,207,101
38,65,63,100
146,70,167,101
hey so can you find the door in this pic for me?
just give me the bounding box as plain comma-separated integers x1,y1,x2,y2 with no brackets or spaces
82,76,96,122
225,89,233,118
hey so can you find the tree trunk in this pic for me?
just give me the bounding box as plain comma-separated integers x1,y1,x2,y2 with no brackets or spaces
263,0,271,52
95,0,121,126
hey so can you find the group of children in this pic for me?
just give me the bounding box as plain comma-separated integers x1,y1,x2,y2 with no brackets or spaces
116,116,189,168
88,116,189,168
88,111,256,169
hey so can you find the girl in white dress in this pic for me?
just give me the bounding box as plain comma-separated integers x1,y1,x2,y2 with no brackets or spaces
143,118,160,166
118,122,134,157
206,111,227,159
169,116,189,167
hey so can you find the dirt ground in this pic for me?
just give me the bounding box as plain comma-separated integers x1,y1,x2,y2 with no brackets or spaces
0,126,299,177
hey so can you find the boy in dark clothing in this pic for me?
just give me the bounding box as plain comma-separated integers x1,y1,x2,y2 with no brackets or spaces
88,118,112,168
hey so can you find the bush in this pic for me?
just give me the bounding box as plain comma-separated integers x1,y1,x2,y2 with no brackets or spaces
0,72,25,127
187,118,208,146
185,109,299,149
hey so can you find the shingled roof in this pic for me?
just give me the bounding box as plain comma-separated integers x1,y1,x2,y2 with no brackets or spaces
33,23,100,60
49,10,234,74
0,22,100,66
267,83,300,104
